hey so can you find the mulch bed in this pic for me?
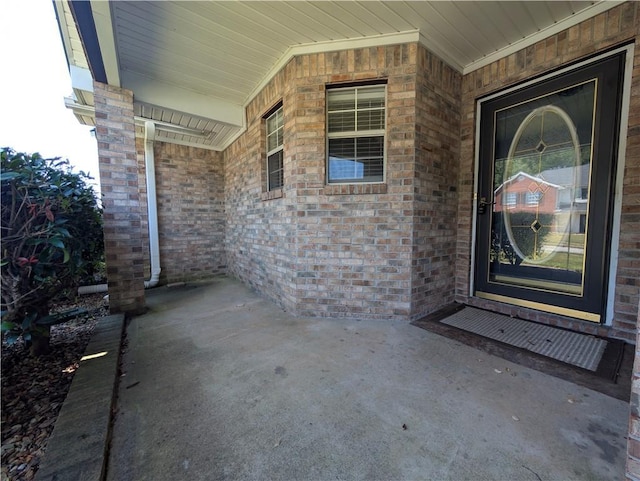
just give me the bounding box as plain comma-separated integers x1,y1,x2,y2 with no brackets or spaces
1,294,108,481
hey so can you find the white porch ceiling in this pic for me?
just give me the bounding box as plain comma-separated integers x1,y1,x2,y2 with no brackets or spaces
56,0,619,151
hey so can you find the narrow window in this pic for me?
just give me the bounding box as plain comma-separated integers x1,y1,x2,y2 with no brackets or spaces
266,105,284,191
326,85,385,183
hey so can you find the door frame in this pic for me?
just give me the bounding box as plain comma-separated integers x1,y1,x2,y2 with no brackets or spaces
469,43,635,325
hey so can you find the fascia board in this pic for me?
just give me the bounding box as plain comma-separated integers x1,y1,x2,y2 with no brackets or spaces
52,1,73,71
68,0,107,83
89,0,120,87
70,65,94,93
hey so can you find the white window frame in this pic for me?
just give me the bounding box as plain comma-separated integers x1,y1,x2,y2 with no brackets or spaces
326,84,386,184
504,192,517,207
526,191,542,206
266,105,284,191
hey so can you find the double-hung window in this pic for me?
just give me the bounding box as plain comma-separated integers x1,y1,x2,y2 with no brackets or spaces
266,105,284,191
504,192,517,207
526,191,543,206
327,85,386,184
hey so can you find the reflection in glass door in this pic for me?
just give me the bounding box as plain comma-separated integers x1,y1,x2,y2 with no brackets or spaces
492,82,594,296
474,53,625,322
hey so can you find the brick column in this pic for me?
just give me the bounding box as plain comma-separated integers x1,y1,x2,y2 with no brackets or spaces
94,82,146,315
627,297,640,479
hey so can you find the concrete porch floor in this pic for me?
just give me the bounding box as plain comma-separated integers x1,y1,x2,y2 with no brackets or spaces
107,276,629,481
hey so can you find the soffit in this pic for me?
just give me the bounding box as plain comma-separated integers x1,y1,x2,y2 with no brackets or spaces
62,1,620,151
112,1,604,101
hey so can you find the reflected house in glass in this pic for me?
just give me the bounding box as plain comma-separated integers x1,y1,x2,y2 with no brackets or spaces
539,164,590,234
494,164,590,234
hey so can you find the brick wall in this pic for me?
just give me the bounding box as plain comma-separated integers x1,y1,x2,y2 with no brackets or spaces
98,4,636,329
290,45,417,319
136,140,226,285
629,298,640,479
93,82,145,315
412,47,462,317
224,43,468,320
225,44,464,319
456,2,640,341
224,61,299,311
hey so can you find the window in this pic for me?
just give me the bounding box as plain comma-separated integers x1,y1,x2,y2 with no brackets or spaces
266,105,283,191
504,192,517,207
327,85,385,183
526,191,543,205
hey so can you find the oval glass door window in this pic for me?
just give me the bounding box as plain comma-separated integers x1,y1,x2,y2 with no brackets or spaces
474,52,626,322
502,105,580,265
488,79,596,297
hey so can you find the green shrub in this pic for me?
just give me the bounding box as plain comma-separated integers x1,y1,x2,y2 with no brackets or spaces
1,148,103,354
492,212,553,265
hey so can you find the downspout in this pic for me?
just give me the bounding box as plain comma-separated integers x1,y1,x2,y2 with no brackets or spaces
78,121,161,295
78,284,108,295
144,120,161,288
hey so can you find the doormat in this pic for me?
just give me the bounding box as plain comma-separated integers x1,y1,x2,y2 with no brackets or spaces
442,307,605,371
411,304,629,401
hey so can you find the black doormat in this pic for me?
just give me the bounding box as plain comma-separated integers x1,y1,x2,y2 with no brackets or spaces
411,303,631,402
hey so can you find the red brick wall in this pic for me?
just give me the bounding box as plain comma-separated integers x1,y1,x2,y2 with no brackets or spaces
136,140,226,285
456,2,640,341
93,82,145,314
494,180,559,215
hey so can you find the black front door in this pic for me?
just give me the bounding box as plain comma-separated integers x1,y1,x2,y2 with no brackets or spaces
474,53,625,323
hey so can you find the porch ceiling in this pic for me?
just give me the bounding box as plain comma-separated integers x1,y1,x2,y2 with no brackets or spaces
56,0,619,151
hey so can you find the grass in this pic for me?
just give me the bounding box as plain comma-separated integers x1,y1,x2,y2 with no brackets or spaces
523,252,584,273
545,232,586,249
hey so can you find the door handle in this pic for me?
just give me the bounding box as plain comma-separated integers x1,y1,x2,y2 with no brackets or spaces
478,197,495,215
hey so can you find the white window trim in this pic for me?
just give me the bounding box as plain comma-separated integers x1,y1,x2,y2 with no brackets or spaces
526,191,542,206
504,192,517,206
266,106,283,191
326,84,387,185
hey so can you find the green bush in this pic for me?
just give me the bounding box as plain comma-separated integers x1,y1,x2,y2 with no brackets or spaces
1,148,103,354
492,212,553,265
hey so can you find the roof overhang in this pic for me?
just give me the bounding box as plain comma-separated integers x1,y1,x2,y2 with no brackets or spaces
54,1,624,152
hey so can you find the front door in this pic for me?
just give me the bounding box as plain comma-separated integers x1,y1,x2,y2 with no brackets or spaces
474,53,625,323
